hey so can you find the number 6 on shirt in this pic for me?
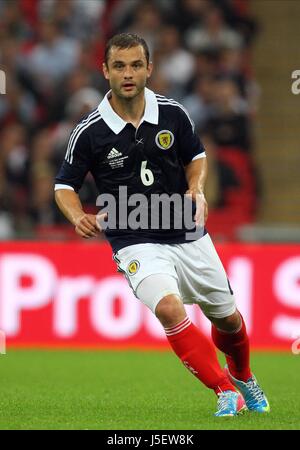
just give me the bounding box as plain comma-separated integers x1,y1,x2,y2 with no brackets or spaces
140,160,154,186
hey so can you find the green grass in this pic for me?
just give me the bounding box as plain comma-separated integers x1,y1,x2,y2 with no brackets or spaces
0,349,299,430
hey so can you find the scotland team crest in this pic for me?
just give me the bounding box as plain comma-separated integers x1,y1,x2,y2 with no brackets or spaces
155,130,174,150
127,260,140,276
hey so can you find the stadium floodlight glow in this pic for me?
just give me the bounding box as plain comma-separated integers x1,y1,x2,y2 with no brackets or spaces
0,69,6,95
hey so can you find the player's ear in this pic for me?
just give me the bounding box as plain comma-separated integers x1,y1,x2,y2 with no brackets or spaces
147,61,153,79
102,62,109,80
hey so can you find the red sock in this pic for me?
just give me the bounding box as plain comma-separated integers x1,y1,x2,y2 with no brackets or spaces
211,315,251,382
165,317,235,395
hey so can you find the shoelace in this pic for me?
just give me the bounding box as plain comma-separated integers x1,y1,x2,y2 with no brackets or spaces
217,391,236,412
246,379,266,405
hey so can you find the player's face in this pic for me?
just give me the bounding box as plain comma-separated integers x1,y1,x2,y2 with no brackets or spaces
103,45,153,99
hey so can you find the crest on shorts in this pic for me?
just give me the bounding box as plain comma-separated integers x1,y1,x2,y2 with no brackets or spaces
127,260,140,276
155,130,174,150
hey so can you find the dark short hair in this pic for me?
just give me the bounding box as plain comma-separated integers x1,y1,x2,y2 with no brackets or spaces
104,33,150,66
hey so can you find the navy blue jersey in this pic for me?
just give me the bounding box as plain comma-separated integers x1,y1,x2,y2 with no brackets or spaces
55,88,206,252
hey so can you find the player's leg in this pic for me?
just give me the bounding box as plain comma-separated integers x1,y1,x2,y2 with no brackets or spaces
172,234,269,413
208,309,270,413
167,234,251,382
114,243,245,416
208,309,252,383
137,277,246,416
151,290,235,395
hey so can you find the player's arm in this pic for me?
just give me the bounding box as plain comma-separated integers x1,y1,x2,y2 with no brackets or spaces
184,157,208,226
184,156,207,195
55,188,102,239
54,123,106,239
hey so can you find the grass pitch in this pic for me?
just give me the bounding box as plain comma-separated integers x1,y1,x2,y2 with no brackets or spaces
0,349,299,430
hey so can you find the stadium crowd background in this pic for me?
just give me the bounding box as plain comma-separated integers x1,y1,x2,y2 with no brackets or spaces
0,0,260,241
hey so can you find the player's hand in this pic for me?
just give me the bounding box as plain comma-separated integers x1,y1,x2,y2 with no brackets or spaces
185,189,208,227
74,213,106,239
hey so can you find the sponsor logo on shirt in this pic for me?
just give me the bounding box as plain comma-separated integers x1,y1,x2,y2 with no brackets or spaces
107,148,123,159
107,148,128,169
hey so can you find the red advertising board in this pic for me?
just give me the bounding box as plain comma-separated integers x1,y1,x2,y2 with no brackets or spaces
0,241,299,350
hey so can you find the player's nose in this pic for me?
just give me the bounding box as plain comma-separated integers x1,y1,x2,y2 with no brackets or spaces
123,65,134,79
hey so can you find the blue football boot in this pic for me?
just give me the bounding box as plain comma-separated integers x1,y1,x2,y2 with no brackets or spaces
225,365,270,413
215,390,247,417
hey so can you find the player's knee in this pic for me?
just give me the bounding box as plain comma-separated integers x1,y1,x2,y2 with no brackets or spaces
155,294,186,328
209,309,241,332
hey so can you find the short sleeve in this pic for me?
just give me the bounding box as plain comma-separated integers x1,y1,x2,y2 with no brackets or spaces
177,106,206,166
55,127,92,193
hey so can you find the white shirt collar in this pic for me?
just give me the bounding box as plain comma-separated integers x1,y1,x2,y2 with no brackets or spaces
98,87,159,134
